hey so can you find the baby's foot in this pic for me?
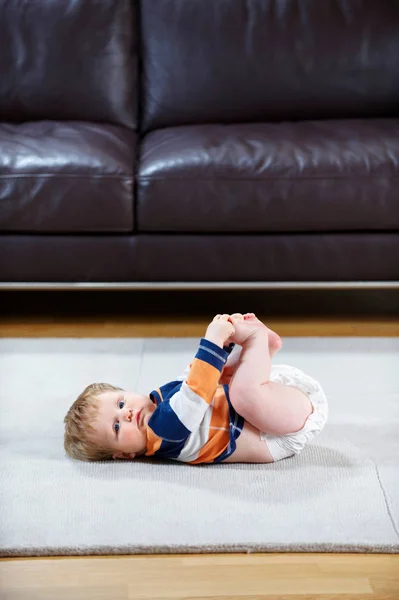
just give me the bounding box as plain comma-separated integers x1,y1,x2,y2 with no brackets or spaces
228,313,268,345
243,314,283,354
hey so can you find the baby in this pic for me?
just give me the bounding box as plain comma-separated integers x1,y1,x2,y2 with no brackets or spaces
64,313,328,464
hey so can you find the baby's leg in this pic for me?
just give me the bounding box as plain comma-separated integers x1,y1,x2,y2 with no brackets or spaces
228,315,313,436
220,323,281,385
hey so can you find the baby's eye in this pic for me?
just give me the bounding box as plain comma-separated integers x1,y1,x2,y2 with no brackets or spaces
113,422,120,434
118,400,124,409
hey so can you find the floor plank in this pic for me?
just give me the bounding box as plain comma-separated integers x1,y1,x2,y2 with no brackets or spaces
0,554,398,599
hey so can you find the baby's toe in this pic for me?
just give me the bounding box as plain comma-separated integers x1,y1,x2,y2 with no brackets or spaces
230,313,244,322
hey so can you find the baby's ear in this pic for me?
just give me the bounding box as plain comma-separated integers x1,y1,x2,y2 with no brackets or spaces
112,452,136,460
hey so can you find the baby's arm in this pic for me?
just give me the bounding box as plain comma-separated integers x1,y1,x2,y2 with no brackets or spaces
178,343,240,386
177,316,236,383
151,337,230,437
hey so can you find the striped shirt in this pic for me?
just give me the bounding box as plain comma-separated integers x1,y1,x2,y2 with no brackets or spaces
145,338,244,464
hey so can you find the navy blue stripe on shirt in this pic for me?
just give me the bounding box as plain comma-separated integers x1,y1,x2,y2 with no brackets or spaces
213,384,244,463
150,381,182,406
148,394,191,442
155,438,187,460
195,338,229,372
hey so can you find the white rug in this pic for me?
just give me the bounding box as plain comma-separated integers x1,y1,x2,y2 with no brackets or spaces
0,337,398,557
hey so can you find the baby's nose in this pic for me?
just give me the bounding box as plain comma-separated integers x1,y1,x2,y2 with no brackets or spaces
124,407,133,421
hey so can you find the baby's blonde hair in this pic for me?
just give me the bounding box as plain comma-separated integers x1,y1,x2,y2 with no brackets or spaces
64,382,124,462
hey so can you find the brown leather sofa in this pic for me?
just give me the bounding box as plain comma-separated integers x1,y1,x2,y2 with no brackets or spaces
1,0,398,289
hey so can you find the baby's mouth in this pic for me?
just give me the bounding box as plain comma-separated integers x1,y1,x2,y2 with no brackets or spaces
136,410,142,428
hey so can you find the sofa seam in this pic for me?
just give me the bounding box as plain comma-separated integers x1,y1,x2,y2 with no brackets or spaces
0,174,133,180
1,174,397,181
137,175,399,182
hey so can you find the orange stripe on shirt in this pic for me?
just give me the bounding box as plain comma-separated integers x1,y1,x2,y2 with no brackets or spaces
145,427,163,457
186,358,221,405
189,386,230,464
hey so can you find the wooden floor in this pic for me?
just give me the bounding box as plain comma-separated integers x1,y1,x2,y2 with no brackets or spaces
1,315,399,337
1,553,398,599
1,307,398,600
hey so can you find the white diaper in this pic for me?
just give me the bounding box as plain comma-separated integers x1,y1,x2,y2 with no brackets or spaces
260,364,328,461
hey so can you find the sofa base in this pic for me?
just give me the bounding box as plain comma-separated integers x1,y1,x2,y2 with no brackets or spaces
1,233,398,284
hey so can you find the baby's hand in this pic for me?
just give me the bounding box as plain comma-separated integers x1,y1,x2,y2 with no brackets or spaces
205,314,235,348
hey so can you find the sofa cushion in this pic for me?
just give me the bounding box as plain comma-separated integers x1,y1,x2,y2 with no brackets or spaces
138,119,399,233
0,122,135,232
0,0,136,128
141,0,399,133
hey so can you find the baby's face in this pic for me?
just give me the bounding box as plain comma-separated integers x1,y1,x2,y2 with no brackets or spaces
89,390,155,460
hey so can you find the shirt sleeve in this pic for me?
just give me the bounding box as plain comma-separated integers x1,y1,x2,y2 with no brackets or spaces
152,338,230,436
176,342,235,381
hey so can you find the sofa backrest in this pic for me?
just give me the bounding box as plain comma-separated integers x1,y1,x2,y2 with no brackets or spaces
0,0,136,128
141,0,399,133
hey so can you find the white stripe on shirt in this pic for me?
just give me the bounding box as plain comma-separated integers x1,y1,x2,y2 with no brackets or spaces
169,380,210,432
